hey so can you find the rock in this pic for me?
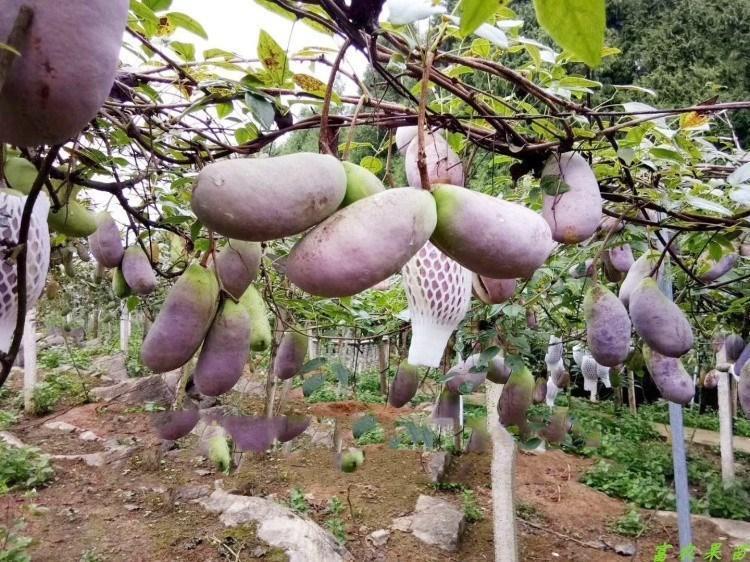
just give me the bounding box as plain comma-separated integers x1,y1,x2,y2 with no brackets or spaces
90,371,181,405
79,431,101,442
91,353,128,382
176,485,212,501
422,451,452,484
124,504,140,512
304,420,335,449
232,377,265,397
197,489,353,561
0,432,25,448
44,421,78,433
391,495,465,552
613,542,636,556
367,529,390,547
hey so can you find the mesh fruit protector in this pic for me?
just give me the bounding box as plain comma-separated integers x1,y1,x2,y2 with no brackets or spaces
0,190,50,353
402,242,471,368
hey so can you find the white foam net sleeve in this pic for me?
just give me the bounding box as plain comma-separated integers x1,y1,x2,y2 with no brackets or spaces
582,354,599,392
597,363,612,388
545,335,563,364
0,190,50,353
402,242,471,368
545,377,560,407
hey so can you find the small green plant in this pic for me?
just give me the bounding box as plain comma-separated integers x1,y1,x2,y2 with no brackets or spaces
29,372,88,416
516,501,544,523
325,497,346,544
288,488,309,515
461,489,483,523
38,349,63,370
79,549,104,562
0,413,17,431
610,507,647,537
0,520,32,562
355,425,385,446
0,444,54,493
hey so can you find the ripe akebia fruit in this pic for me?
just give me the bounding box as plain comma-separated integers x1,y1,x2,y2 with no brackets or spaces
239,285,272,352
0,0,129,146
445,363,486,394
697,253,739,282
498,366,534,432
472,275,516,305
724,334,745,362
584,285,632,367
619,252,660,309
405,132,464,187
193,299,251,397
121,246,157,296
431,184,554,279
141,264,219,373
287,188,437,297
533,377,547,404
629,278,693,358
739,363,750,417
602,251,625,283
389,361,419,408
220,416,281,453
340,162,385,207
608,245,635,273
735,344,750,379
643,346,695,405
89,212,124,268
276,416,311,443
273,330,308,380
151,408,200,441
112,267,131,299
191,153,347,241
214,240,261,300
541,152,602,244
433,388,461,427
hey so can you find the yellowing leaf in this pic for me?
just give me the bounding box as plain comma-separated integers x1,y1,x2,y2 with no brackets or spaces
258,30,288,86
679,111,710,130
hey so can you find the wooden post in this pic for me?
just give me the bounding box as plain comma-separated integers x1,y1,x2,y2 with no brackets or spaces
378,336,389,394
23,309,36,414
119,301,130,354
627,369,637,415
718,344,735,486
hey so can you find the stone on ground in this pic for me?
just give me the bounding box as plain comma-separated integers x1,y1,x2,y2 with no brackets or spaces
391,495,465,552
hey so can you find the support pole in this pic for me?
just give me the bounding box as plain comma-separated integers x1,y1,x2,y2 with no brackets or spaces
717,348,736,486
22,308,36,414
119,301,130,354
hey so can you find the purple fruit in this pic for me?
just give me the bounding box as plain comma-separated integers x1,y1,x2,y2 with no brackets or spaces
214,240,261,300
739,364,750,417
619,253,659,309
643,346,695,405
273,331,308,380
584,285,632,367
405,132,464,187
541,152,602,244
276,416,311,443
724,334,745,362
433,389,461,426
498,366,534,430
602,251,625,282
121,246,157,296
221,416,281,452
287,188,437,297
431,184,554,279
630,278,693,358
533,378,547,404
389,361,419,407
151,408,199,441
141,264,219,373
193,299,251,397
88,212,124,268
0,0,129,146
735,344,750,378
472,275,516,305
192,153,346,241
698,253,738,282
445,364,486,394
608,245,635,272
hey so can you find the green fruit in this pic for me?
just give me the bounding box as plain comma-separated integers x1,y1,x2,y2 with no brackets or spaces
287,188,437,297
112,267,131,299
338,447,364,473
3,157,37,193
584,285,632,367
192,153,347,241
239,285,272,352
207,435,232,473
0,0,129,146
341,161,385,207
431,184,554,279
141,264,219,373
48,201,97,237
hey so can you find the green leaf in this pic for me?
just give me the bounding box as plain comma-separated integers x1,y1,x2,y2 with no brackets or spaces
235,124,260,145
245,93,275,130
332,362,351,386
303,375,325,397
170,41,195,62
216,102,233,120
258,30,288,86
540,175,572,196
532,0,605,67
684,196,732,217
167,12,208,39
352,415,378,439
143,0,172,11
301,357,328,374
359,156,383,175
127,296,140,312
459,0,499,37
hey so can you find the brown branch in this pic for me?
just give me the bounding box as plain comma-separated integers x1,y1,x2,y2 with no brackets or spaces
319,38,351,155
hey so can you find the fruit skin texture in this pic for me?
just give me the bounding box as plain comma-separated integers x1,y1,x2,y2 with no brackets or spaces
698,253,738,282
541,152,602,244
112,267,131,299
273,331,308,380
608,245,635,273
151,409,200,441
191,153,347,241
194,299,251,397
629,278,693,358
405,133,464,187
239,285,272,352
498,366,534,431
0,0,129,146
724,334,745,362
141,264,219,373
431,184,554,279
584,285,632,367
88,212,124,268
341,162,385,207
287,188,437,297
472,275,516,305
121,246,157,296
214,240,261,300
395,126,419,154
643,346,695,405
389,361,419,408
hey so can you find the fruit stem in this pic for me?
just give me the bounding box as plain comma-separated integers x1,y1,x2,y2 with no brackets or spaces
416,51,435,191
